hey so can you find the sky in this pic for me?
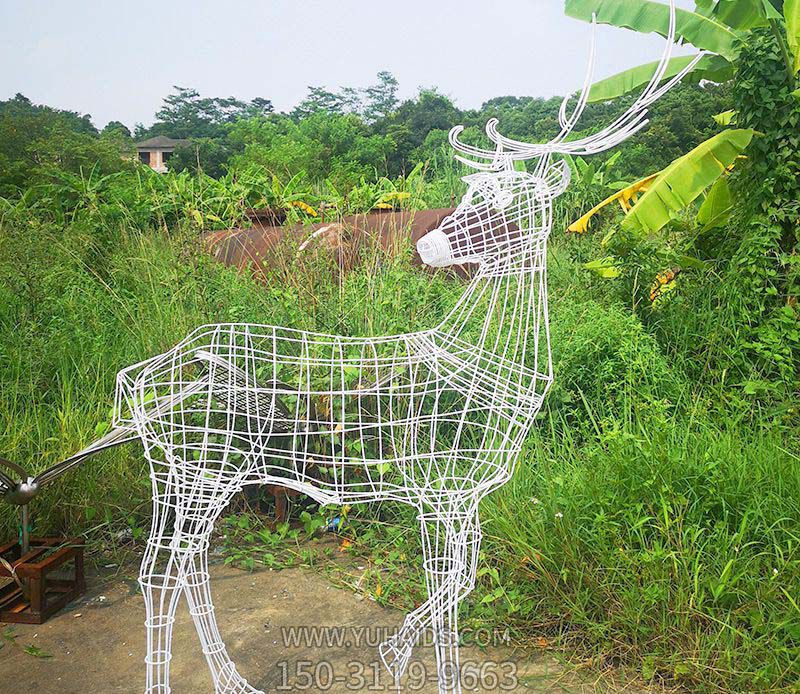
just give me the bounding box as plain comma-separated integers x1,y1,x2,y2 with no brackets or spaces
0,0,695,130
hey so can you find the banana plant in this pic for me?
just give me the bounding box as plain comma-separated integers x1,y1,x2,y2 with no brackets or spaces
565,0,799,103
341,168,427,215
568,172,659,234
696,175,734,228
568,151,627,192
621,128,754,234
786,0,800,77
562,0,791,236
568,129,753,236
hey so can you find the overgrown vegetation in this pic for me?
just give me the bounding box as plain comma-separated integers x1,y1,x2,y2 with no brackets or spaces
1,1,799,691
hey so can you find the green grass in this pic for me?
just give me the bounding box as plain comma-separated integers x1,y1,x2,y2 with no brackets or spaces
0,213,797,692
483,416,800,690
481,243,799,691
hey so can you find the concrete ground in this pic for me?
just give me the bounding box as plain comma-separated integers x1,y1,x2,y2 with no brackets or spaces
0,563,646,693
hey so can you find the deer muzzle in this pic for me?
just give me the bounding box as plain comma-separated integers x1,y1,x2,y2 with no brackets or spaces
416,229,453,268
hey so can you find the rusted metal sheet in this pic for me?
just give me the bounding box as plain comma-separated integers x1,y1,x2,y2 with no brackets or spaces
205,208,462,277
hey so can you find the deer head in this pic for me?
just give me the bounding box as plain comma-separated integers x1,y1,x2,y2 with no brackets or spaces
417,0,702,270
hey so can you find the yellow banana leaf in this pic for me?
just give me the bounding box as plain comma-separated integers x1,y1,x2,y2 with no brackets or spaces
289,201,319,217
568,174,660,234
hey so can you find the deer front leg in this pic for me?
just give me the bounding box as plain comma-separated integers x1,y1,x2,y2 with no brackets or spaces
420,510,469,694
380,508,480,692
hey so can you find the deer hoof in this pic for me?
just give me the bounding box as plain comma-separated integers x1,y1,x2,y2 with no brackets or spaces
215,664,264,694
220,683,264,694
379,635,414,681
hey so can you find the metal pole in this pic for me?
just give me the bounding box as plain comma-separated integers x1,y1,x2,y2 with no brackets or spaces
20,504,30,556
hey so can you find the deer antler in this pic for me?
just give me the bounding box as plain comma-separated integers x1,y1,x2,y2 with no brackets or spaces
459,0,703,165
450,118,550,171
448,122,508,171
497,0,704,156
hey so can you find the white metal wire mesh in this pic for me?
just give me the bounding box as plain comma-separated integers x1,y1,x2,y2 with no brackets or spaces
106,3,693,691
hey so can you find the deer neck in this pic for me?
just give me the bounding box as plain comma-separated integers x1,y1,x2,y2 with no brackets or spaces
435,230,551,377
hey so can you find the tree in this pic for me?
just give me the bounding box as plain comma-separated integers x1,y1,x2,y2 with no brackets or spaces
378,89,461,174
290,72,400,123
248,97,274,116
364,71,400,123
169,138,233,178
0,94,124,195
0,93,97,135
227,111,394,187
102,121,132,139
291,86,347,120
142,87,274,141
339,87,365,116
148,86,229,139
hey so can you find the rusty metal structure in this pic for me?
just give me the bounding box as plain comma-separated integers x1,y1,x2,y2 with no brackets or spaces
205,208,460,277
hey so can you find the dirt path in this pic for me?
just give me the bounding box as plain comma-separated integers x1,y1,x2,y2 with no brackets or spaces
0,564,646,693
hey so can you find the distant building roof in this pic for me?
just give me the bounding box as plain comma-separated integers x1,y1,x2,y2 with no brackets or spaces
135,135,190,149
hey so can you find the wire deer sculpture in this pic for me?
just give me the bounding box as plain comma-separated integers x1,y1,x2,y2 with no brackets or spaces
0,3,700,692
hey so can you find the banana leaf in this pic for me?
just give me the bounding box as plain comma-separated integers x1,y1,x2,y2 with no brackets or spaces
588,53,733,102
697,176,733,228
584,257,622,278
786,0,800,75
710,0,772,29
713,109,739,125
565,0,740,60
568,174,660,233
694,0,715,16
622,128,754,235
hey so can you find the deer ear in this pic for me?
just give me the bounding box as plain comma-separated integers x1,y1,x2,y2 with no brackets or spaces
461,173,485,186
546,160,571,197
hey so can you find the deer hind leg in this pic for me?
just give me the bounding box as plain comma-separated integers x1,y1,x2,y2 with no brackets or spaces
176,472,263,694
139,468,185,694
183,539,263,693
380,507,480,693
140,460,261,694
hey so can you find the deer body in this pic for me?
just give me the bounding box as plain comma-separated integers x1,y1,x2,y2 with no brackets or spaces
118,174,555,693
116,4,698,691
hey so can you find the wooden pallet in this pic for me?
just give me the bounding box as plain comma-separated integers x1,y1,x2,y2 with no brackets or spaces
0,536,85,624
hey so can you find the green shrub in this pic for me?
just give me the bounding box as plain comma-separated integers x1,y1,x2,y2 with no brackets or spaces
548,298,682,423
